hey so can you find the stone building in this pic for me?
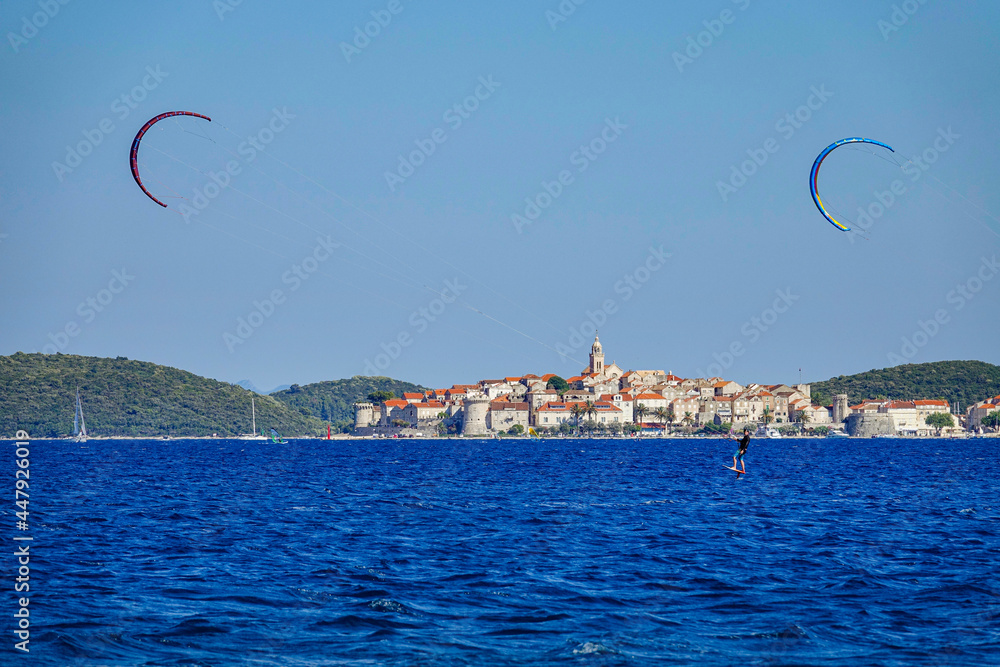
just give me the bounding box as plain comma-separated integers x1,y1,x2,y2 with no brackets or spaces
487,401,530,432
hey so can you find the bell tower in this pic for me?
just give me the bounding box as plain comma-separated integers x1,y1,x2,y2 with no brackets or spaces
589,333,604,375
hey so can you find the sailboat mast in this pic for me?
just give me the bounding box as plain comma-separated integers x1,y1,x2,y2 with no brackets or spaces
252,398,257,436
75,389,87,438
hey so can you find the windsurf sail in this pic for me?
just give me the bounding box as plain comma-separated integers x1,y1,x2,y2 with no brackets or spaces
270,428,286,444
528,427,539,440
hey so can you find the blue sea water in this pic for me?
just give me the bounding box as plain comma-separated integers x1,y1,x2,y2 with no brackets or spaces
13,436,1000,665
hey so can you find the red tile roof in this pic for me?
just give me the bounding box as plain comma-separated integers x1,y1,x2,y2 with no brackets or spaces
490,402,529,411
537,401,620,413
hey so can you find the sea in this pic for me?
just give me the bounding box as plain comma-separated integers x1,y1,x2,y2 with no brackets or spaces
12,436,1000,665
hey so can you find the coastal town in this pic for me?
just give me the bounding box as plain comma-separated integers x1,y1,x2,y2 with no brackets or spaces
353,335,1000,438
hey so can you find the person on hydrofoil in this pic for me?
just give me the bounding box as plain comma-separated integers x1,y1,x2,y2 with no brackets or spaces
731,428,749,475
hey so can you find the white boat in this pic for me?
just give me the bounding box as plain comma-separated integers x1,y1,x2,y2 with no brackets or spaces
238,397,267,440
754,425,781,438
72,389,88,443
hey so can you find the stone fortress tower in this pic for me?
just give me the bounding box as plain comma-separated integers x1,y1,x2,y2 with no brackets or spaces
832,394,849,424
461,393,491,437
354,402,375,430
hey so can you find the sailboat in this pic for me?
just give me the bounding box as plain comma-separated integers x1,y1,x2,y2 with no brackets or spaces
238,397,267,440
73,389,88,443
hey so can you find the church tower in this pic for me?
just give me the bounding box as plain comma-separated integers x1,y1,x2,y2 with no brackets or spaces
589,333,605,375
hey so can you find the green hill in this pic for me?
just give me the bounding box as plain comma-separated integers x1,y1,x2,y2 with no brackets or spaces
0,353,326,438
810,360,1000,408
269,376,429,430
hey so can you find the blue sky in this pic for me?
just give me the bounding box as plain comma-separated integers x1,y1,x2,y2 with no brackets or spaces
2,0,998,392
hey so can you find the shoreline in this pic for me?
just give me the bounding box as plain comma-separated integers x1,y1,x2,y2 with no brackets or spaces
4,433,995,442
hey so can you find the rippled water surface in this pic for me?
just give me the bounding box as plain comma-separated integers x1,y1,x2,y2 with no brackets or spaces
20,437,1000,664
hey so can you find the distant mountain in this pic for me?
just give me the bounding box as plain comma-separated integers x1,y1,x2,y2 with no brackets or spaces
270,376,429,429
0,353,326,438
235,380,292,395
810,360,1000,408
236,379,262,393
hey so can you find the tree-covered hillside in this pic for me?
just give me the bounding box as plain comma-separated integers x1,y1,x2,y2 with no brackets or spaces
270,376,428,430
0,353,326,438
810,360,1000,408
